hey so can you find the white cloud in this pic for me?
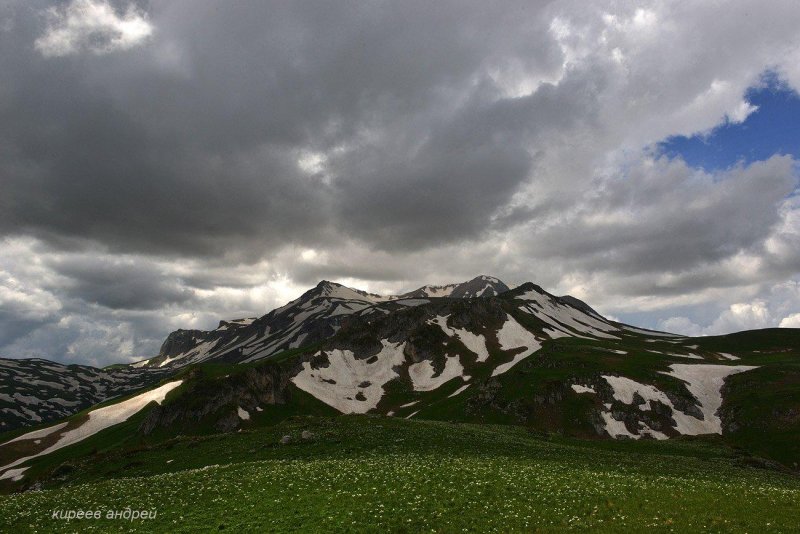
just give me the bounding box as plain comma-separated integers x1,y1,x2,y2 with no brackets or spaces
659,317,704,337
780,313,800,328
658,282,800,336
713,301,773,332
0,238,63,323
0,238,316,364
35,0,153,57
727,100,759,124
0,272,61,322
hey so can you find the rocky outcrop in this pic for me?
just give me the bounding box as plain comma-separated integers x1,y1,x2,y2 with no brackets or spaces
158,329,208,359
138,365,292,435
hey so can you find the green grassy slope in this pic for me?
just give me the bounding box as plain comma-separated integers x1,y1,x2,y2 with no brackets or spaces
1,416,798,532
2,325,798,498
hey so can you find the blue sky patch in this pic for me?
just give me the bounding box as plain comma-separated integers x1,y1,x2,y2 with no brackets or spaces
659,72,800,172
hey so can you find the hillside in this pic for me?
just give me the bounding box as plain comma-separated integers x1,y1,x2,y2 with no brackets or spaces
1,416,799,532
1,276,799,499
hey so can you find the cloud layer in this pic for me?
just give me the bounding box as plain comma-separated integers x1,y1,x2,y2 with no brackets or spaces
0,0,799,364
34,0,153,57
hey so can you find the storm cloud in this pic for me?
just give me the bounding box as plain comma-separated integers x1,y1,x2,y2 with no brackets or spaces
1,0,799,364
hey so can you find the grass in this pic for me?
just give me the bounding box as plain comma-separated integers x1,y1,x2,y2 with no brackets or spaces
1,416,799,532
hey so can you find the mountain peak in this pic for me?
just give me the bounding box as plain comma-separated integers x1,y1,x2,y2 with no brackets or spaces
313,280,388,302
400,275,509,299
473,274,503,284
512,282,546,295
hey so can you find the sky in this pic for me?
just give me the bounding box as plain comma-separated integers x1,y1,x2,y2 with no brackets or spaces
660,74,800,172
0,0,799,366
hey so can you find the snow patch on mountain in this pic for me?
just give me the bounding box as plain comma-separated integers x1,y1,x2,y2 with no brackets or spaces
2,422,68,446
291,340,406,414
229,318,256,326
542,327,571,339
0,467,28,481
396,299,430,306
160,339,221,367
448,384,471,398
601,374,711,435
317,281,393,303
623,326,681,337
662,364,758,434
413,284,459,298
429,315,490,362
491,315,542,376
600,414,668,440
0,358,170,431
519,289,620,340
0,380,183,478
399,275,509,299
496,315,541,352
590,364,758,438
668,352,704,360
409,355,465,392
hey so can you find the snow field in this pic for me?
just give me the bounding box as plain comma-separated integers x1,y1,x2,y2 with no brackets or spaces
291,340,407,413
572,364,758,439
409,356,465,392
0,380,183,478
429,315,490,362
491,315,542,376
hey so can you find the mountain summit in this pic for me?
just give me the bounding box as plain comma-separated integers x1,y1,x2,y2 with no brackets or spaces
135,276,513,370
399,275,510,299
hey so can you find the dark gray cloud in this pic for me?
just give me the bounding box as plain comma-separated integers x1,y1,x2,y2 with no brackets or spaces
0,312,56,351
0,0,562,258
47,256,194,310
524,156,798,278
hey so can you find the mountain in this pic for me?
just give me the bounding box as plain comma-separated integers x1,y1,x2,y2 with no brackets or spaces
398,275,509,298
285,282,758,441
135,275,510,370
134,280,390,370
1,276,799,494
1,276,511,430
0,359,170,432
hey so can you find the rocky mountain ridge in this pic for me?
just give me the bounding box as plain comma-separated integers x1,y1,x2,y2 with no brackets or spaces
2,276,799,490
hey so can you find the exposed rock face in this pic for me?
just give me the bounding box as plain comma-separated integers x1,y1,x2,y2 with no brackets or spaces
325,299,508,373
557,295,603,319
158,329,207,360
399,275,510,299
138,365,292,435
135,277,515,371
465,378,531,423
447,298,506,330
448,276,510,299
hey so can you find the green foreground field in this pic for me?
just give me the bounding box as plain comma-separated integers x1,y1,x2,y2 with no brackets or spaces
1,416,799,533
